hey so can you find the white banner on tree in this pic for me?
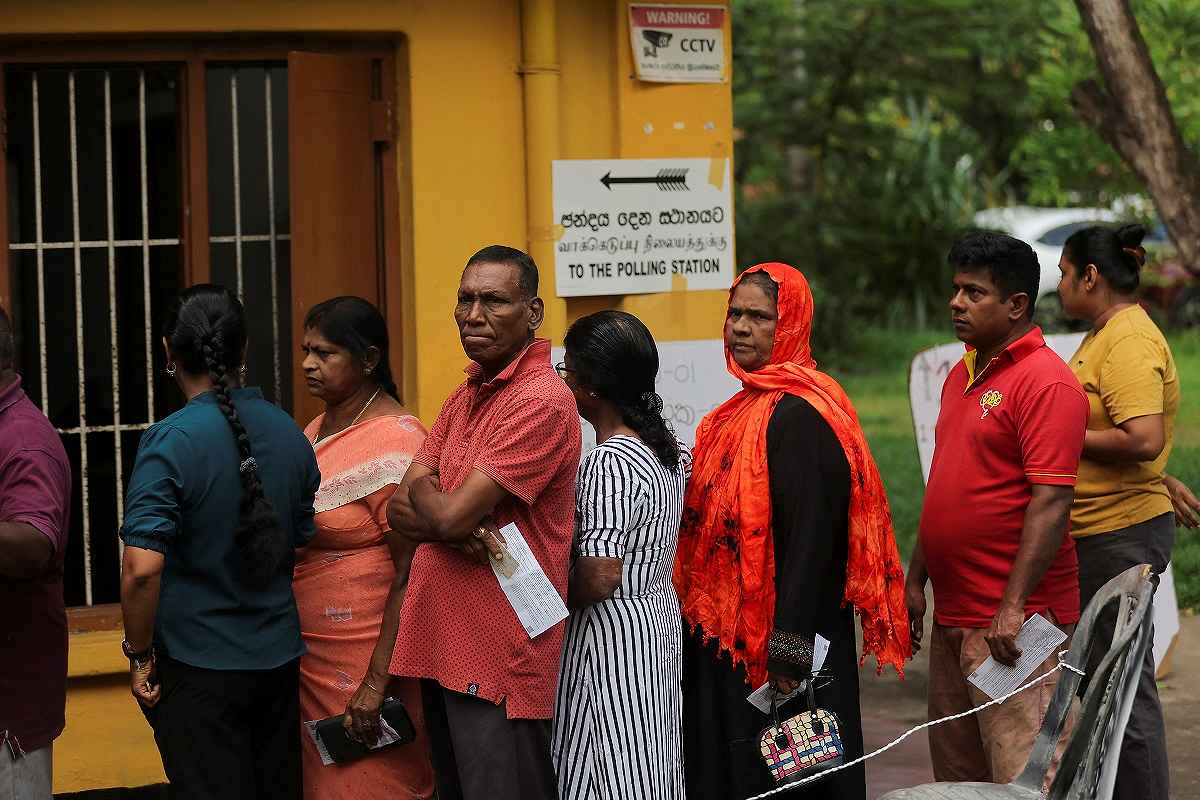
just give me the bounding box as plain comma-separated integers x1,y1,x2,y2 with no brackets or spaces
552,158,734,297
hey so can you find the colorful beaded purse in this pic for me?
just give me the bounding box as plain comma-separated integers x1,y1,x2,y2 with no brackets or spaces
758,679,845,786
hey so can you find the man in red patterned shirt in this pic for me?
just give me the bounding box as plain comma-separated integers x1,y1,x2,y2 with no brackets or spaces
386,246,580,800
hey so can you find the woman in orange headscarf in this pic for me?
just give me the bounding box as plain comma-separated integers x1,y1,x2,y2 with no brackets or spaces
675,263,909,799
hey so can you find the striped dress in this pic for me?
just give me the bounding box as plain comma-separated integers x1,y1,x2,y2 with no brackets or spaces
552,435,691,800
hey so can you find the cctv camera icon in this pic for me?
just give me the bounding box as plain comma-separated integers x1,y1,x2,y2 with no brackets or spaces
642,30,673,57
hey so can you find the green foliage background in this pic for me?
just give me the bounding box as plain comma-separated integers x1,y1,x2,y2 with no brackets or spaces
731,0,1200,351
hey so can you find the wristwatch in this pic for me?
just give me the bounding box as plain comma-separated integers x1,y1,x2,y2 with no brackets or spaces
121,639,154,669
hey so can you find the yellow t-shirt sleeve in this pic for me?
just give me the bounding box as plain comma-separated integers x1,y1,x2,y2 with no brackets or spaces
1098,334,1165,425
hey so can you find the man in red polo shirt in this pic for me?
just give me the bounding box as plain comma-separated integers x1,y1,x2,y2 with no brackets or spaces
907,232,1087,785
385,246,580,800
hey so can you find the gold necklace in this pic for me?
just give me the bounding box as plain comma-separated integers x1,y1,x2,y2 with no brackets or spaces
316,387,381,444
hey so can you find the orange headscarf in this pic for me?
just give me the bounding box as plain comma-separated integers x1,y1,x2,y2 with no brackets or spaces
673,262,909,687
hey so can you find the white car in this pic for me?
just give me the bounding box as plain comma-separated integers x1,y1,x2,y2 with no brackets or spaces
973,206,1117,301
972,206,1170,324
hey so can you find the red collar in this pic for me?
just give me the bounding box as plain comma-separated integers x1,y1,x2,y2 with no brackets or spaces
963,326,1045,387
465,338,551,388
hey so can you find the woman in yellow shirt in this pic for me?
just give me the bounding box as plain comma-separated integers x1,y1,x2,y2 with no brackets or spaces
1056,222,1192,800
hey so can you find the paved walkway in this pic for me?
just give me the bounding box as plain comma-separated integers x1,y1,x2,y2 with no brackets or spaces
859,611,1200,798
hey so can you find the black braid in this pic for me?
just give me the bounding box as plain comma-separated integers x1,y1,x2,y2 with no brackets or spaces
164,285,289,588
199,328,288,587
616,391,680,469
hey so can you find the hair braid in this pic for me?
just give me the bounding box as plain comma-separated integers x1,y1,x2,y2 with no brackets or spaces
199,323,287,587
617,391,680,469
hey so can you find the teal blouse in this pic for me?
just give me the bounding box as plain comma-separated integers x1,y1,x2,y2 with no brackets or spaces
120,388,320,671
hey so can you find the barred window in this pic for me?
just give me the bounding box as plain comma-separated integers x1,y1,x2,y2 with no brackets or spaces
2,45,398,611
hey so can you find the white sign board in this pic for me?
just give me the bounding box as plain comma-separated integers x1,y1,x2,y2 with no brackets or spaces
629,4,726,84
552,338,739,452
907,332,1179,673
553,158,734,297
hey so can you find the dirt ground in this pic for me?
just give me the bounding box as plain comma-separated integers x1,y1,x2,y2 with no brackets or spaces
859,610,1200,798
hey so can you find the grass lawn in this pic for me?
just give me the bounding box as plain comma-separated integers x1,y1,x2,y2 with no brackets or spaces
826,327,1200,611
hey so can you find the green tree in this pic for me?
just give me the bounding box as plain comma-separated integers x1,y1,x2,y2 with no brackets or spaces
1013,0,1200,215
732,0,1048,351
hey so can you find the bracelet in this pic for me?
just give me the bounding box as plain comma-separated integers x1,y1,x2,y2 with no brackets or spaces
362,678,384,695
121,638,153,663
767,629,815,670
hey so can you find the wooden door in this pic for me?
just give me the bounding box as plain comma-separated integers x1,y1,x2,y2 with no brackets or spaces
287,51,384,424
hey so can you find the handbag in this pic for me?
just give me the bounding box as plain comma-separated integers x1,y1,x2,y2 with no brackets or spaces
758,676,845,786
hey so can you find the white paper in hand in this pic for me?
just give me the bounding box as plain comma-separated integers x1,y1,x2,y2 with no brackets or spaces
747,680,804,714
967,613,1068,700
490,522,569,639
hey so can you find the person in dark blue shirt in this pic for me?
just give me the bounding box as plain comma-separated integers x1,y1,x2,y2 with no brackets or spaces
119,284,320,800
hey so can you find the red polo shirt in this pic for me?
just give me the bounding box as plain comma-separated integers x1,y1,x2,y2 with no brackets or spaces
390,339,580,719
919,327,1087,628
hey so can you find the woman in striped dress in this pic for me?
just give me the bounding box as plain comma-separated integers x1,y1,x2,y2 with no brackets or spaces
551,310,691,800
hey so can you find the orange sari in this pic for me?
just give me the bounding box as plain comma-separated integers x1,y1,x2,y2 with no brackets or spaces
673,263,910,687
294,414,434,800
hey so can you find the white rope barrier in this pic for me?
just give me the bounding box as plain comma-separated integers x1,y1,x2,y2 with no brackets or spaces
744,650,1084,800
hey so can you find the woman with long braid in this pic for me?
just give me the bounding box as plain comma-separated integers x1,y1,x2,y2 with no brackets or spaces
120,285,321,800
550,310,690,800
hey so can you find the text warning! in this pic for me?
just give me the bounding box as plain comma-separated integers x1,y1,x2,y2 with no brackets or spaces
629,4,726,84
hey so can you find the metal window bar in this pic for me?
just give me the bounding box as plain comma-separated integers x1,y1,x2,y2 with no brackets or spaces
231,71,243,299
67,72,94,604
10,239,181,250
208,67,289,404
265,71,281,402
66,73,93,599
139,69,155,430
105,73,126,561
31,75,48,415
8,67,178,606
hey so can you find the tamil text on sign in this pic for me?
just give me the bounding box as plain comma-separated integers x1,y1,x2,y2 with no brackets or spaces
553,157,734,297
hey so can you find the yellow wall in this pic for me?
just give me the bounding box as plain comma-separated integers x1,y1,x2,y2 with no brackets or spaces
0,0,733,792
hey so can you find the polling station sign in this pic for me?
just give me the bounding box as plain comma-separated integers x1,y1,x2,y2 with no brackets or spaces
629,4,726,84
553,157,734,297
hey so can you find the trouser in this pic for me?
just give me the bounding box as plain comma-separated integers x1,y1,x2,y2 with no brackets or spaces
927,615,1075,787
141,655,301,800
1075,512,1174,800
0,743,51,800
420,680,557,800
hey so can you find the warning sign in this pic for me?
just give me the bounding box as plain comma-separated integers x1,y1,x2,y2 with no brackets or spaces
629,4,726,84
553,157,734,297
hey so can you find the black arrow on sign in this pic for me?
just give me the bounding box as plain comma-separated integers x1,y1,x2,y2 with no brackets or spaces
600,168,689,191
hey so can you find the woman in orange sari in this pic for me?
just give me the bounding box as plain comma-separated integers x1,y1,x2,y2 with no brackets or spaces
675,263,910,799
294,296,434,800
